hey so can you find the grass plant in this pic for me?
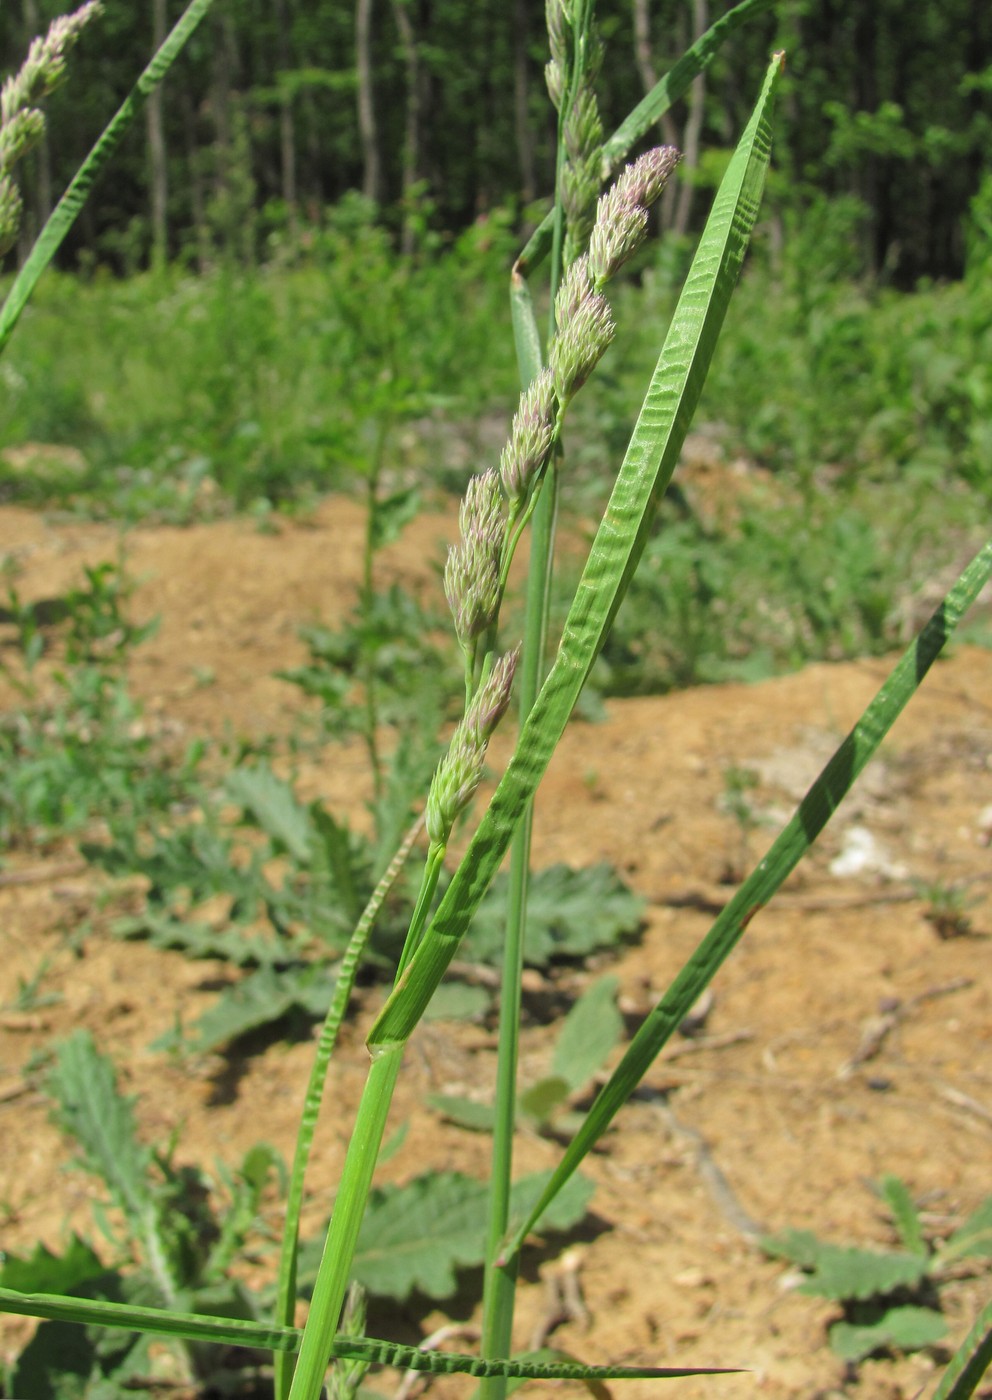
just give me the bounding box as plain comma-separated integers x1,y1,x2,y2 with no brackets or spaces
1,3,991,1399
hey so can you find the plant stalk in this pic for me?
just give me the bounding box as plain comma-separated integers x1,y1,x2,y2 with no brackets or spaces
287,1042,404,1400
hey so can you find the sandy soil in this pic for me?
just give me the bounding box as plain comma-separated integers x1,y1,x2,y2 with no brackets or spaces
0,497,989,1400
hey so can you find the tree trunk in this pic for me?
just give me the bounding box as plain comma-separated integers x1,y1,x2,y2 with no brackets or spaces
391,0,422,253
513,0,535,204
180,86,209,272
147,0,169,268
273,0,298,244
356,0,381,204
672,0,708,238
631,0,679,230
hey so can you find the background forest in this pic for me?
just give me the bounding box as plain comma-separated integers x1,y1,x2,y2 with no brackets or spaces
2,0,991,282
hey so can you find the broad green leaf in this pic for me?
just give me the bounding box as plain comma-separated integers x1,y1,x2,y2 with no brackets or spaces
507,1170,593,1237
762,1230,929,1299
467,865,644,968
428,1094,497,1133
226,763,311,862
0,1238,104,1296
879,1174,926,1255
551,976,622,1092
349,1173,493,1301
336,1171,592,1303
796,1247,929,1301
421,982,491,1022
112,911,282,967
161,963,336,1055
369,487,421,552
761,1228,828,1268
829,1306,947,1362
48,1032,153,1227
932,1297,992,1400
0,0,218,355
518,1077,571,1125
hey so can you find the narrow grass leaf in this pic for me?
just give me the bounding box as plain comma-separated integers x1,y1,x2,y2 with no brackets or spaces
369,53,784,1053
504,539,992,1256
932,1297,992,1400
274,820,421,1400
0,1288,738,1379
0,0,216,355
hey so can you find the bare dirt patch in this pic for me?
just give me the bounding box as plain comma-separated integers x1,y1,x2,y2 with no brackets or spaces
1,500,990,1399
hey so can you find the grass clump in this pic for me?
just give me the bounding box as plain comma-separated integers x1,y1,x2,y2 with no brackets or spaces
0,3,990,1400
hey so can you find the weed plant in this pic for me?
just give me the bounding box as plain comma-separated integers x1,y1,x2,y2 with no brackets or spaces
1,3,991,1400
0,559,201,846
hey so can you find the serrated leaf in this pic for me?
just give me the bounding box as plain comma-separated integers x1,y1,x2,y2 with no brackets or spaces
508,1169,594,1237
48,1032,154,1226
551,976,622,1092
467,864,644,968
763,1230,929,1299
351,1173,489,1301
829,1305,947,1362
370,486,421,551
879,1174,926,1255
942,1198,992,1263
798,1246,929,1301
163,962,336,1054
761,1229,827,1268
427,1095,497,1133
0,1236,104,1295
343,1170,592,1302
112,911,283,967
226,763,311,862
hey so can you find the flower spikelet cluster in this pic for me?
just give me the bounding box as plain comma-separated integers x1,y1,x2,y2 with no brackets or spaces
588,147,681,287
549,254,616,403
0,1,103,258
443,469,505,650
544,0,606,266
499,366,556,509
425,647,519,844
